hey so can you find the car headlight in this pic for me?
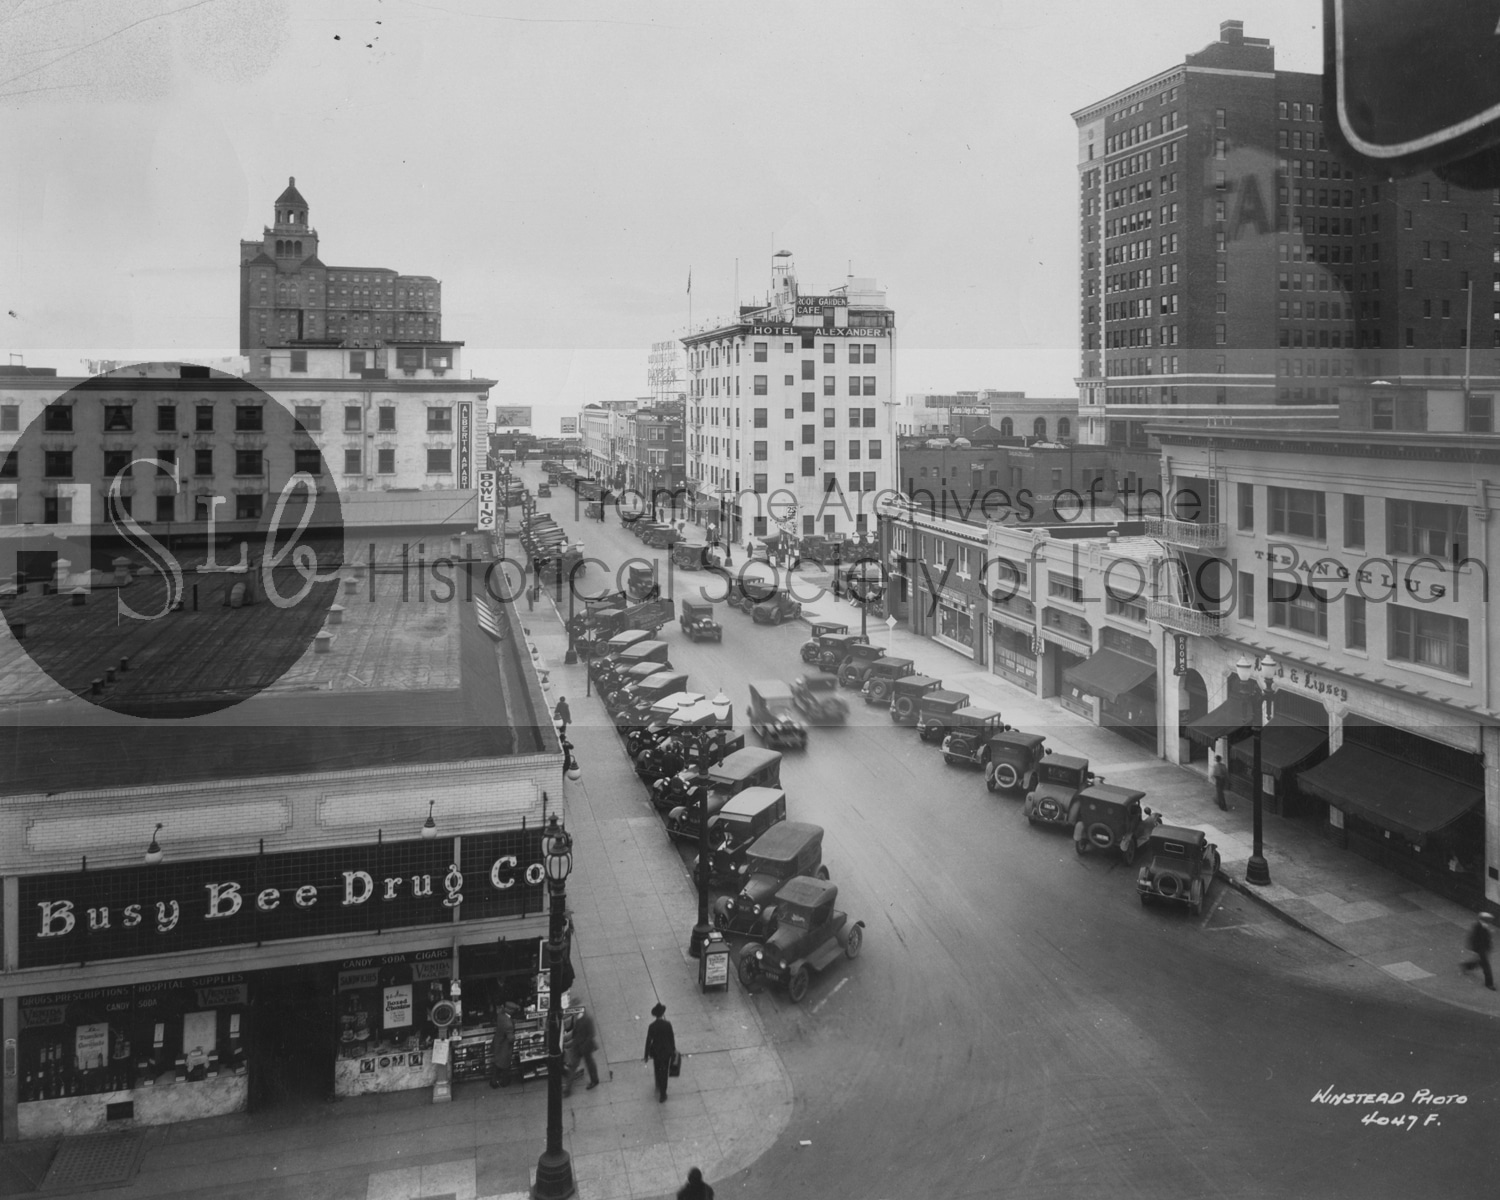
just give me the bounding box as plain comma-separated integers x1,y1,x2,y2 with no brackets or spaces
942,736,952,750
751,904,761,915
755,950,764,961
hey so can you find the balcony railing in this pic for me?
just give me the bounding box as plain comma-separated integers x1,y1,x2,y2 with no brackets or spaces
1147,599,1226,637
1145,517,1228,549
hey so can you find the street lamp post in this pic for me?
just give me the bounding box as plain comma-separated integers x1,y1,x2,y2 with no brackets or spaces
690,780,712,958
533,815,576,1200
1233,654,1276,887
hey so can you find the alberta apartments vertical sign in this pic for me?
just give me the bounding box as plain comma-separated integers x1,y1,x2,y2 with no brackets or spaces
457,402,472,488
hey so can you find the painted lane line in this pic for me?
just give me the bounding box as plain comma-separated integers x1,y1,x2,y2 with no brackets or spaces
810,976,849,1014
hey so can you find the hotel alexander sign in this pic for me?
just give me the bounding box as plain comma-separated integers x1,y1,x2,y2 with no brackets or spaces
748,324,889,338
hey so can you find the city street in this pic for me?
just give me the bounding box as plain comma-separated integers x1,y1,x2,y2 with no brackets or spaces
522,466,1500,1199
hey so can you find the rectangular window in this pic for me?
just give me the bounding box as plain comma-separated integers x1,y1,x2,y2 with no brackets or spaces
802,393,815,413
289,350,307,373
863,375,876,396
1268,486,1326,539
823,343,835,363
1048,572,1084,603
847,407,860,426
236,494,263,521
753,408,767,428
801,360,815,380
43,450,72,477
196,404,214,431
848,471,861,493
378,405,396,431
823,408,835,428
1237,482,1254,531
344,448,362,474
863,344,876,364
823,376,835,396
43,404,72,432
1268,581,1328,638
753,375,768,395
102,449,131,478
156,405,177,432
344,405,363,431
823,439,835,460
43,496,71,524
1345,595,1367,650
426,407,452,432
1389,605,1468,674
801,456,815,477
824,473,838,494
156,447,176,478
863,470,876,492
1238,572,1254,620
377,447,396,473
1466,393,1494,432
1386,499,1467,558
753,440,767,461
154,494,175,522
294,404,321,432
848,344,861,364
1344,494,1365,548
426,448,452,473
349,350,366,373
868,439,882,459
235,449,263,476
848,440,861,459
236,405,263,432
848,376,862,396
0,404,17,431
294,448,322,475
753,342,767,362
753,473,768,494
103,405,132,432
195,448,214,476
801,424,814,444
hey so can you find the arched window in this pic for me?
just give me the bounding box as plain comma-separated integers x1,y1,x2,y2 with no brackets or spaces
1058,417,1071,439
275,240,284,256
294,240,303,257
1033,418,1047,439
1000,417,1014,437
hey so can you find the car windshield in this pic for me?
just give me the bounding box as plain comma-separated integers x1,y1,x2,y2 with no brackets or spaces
1154,840,1189,857
780,907,811,929
1039,762,1079,786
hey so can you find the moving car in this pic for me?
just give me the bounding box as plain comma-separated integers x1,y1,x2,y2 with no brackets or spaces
859,657,916,706
812,630,870,672
939,708,1008,767
747,681,809,750
694,786,788,886
680,600,723,643
888,675,942,724
736,877,865,1004
915,690,973,743
790,675,849,724
751,592,803,626
984,730,1049,793
799,622,850,664
1072,784,1162,864
536,482,551,497
714,822,828,938
726,576,778,615
1021,755,1103,829
1136,825,1221,915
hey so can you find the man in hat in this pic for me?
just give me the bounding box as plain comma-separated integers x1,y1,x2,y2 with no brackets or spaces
644,1002,676,1102
1462,911,1496,990
489,1001,521,1087
1210,754,1229,811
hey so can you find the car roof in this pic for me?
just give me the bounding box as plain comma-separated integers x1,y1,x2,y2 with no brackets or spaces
923,690,971,705
746,820,824,861
1151,824,1207,846
716,786,786,819
641,670,688,690
990,729,1046,749
750,680,795,701
1043,754,1090,772
608,629,651,643
708,746,782,782
872,656,914,669
1079,783,1147,805
894,674,942,690
620,640,668,656
953,706,1002,721
677,542,708,550
775,875,837,908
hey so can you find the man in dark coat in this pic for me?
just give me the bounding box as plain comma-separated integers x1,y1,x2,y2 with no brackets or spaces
1462,910,1496,989
643,1002,675,1101
489,1001,520,1087
564,1006,600,1094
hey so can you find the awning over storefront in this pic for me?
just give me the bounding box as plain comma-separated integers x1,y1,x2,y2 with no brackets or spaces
1227,717,1328,778
1185,699,1250,747
1063,649,1154,705
1298,746,1482,843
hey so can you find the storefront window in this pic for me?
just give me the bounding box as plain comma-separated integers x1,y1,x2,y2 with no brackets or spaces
938,603,972,646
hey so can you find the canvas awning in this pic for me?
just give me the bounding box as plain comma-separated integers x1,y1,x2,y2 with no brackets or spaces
1227,716,1328,778
1185,698,1250,747
1297,746,1482,844
1063,649,1154,705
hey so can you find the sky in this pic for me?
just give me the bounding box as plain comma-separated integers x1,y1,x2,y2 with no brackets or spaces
0,0,1324,434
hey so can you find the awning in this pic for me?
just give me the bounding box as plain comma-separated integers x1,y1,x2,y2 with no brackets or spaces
1228,717,1328,778
1063,649,1154,705
1185,699,1250,747
1297,746,1482,843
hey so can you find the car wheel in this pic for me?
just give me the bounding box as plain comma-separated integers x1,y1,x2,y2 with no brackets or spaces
942,755,956,766
845,925,863,959
985,776,997,793
1073,822,1088,855
1189,879,1204,917
737,947,764,992
1211,849,1222,876
816,864,830,881
837,665,859,688
1123,839,1136,867
787,966,810,1004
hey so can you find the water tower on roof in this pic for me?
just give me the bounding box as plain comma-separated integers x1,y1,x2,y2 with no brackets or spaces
772,250,797,303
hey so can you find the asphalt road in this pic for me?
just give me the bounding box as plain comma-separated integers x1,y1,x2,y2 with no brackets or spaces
515,465,1500,1200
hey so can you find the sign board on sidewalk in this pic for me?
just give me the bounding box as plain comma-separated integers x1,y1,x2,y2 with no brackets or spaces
477,471,497,530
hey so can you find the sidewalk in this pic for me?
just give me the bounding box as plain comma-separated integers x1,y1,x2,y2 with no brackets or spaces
774,559,1497,1020
6,596,792,1200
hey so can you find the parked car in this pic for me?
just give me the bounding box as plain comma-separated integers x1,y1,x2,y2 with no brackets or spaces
983,730,1049,793
665,747,783,842
642,525,684,549
939,708,1008,767
600,628,653,659
672,542,710,570
648,728,749,811
752,592,803,626
799,621,850,664
584,500,605,520
1021,755,1104,829
613,670,691,727
747,681,808,750
680,599,723,643
1136,825,1221,915
714,822,828,938
790,675,849,724
887,675,943,724
736,877,865,1004
726,576,778,615
813,631,871,672
835,642,889,688
601,661,671,710
694,786,788,886
802,535,849,567
859,657,916,706
1072,784,1162,864
914,690,973,743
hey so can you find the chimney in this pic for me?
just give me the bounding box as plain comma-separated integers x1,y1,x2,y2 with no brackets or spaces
1220,20,1244,45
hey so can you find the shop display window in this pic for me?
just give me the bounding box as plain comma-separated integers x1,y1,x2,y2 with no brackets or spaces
336,951,453,1061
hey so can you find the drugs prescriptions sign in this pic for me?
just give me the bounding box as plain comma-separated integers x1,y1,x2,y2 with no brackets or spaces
477,471,497,530
1325,0,1500,174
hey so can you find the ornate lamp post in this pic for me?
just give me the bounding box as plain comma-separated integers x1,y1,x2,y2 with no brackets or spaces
689,691,734,958
533,815,576,1200
1232,654,1277,887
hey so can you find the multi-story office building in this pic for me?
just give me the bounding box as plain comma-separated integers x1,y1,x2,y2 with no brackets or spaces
625,402,685,506
682,253,897,543
577,400,638,489
239,178,442,354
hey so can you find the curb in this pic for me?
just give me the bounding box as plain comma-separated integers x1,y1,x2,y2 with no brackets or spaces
1215,868,1341,948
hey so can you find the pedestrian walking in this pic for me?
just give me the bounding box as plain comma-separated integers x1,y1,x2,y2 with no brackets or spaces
564,1007,600,1094
677,1166,714,1200
1210,754,1229,811
644,1002,676,1102
553,696,571,738
488,1001,520,1087
1462,911,1496,990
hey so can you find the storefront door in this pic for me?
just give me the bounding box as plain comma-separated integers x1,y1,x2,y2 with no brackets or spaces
248,964,335,1110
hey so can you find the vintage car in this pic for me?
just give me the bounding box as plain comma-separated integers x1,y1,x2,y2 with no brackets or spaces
613,670,691,727
642,525,684,549
726,576,778,615
752,591,803,626
799,621,850,664
1021,755,1103,829
914,690,973,743
1073,784,1162,864
714,821,828,938
790,674,849,724
632,520,671,542
672,542,710,570
626,564,660,601
597,628,653,661
939,708,1008,767
680,600,723,643
601,661,671,710
813,631,871,672
736,877,864,1004
536,482,551,498
594,642,671,694
800,534,848,567
648,727,748,810
835,641,890,688
664,747,783,841
1137,825,1221,915
984,730,1049,793
859,657,916,705
635,735,694,785
693,786,788,886
887,675,942,724
747,681,808,750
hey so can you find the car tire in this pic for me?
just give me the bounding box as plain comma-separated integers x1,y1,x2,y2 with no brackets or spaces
1073,822,1088,855
942,755,956,766
837,664,860,688
737,947,764,992
993,762,1019,790
787,966,810,1004
1211,849,1222,876
845,925,863,959
985,776,997,793
1139,892,1152,908
816,865,830,881
1123,838,1136,867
